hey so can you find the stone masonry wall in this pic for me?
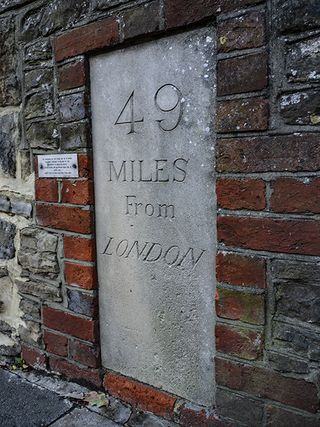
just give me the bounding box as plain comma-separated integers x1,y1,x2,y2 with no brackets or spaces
0,0,319,426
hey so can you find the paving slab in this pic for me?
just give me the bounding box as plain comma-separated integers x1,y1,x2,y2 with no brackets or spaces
51,408,121,427
0,369,72,427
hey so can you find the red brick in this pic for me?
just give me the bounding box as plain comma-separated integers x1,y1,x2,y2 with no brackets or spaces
64,236,96,262
165,0,263,28
179,403,226,427
216,252,266,288
104,372,176,418
216,288,265,325
216,324,263,360
21,345,47,370
61,179,93,205
78,154,93,178
55,17,119,62
69,340,100,368
58,59,86,91
218,216,320,256
265,405,320,427
216,134,320,173
216,358,319,413
65,262,96,290
218,11,266,53
43,306,96,341
49,356,102,388
271,177,320,213
35,179,58,202
217,97,268,133
44,330,68,357
217,179,266,211
218,52,268,96
36,203,93,234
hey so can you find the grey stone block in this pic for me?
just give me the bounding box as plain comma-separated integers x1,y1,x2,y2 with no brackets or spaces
16,279,62,303
25,68,53,92
0,113,18,178
275,0,320,33
216,388,264,427
0,16,20,106
26,120,59,150
286,36,320,84
0,220,16,260
25,91,54,120
60,121,89,150
51,408,121,427
280,91,320,126
19,298,41,320
59,92,87,123
25,39,52,66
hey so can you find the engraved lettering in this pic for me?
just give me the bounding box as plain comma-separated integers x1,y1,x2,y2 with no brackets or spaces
109,161,127,182
173,158,188,183
102,236,114,255
125,195,175,219
101,236,206,270
164,245,180,266
116,239,129,257
143,243,163,262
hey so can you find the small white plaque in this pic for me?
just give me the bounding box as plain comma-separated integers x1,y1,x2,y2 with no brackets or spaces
38,154,79,178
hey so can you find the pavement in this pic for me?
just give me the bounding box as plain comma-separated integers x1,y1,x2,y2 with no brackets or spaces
0,368,179,427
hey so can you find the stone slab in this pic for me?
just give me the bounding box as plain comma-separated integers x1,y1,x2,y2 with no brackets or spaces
91,27,216,406
0,369,72,427
51,408,121,427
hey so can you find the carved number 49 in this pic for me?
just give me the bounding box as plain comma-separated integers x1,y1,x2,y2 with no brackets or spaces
114,84,183,134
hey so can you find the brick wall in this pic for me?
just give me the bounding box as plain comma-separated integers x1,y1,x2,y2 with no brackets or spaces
0,0,319,425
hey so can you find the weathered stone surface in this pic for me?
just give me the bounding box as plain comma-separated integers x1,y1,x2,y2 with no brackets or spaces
273,322,320,362
60,121,89,150
18,227,59,278
0,220,16,260
271,259,320,287
272,259,320,329
10,198,32,217
40,0,89,36
128,411,179,427
20,298,41,320
89,395,132,424
0,113,19,178
216,387,263,426
91,28,216,406
26,120,59,150
92,0,130,10
25,39,52,66
265,405,320,427
25,91,54,120
19,320,42,346
67,289,96,316
0,320,13,336
122,2,161,40
275,281,320,325
20,0,89,41
25,68,53,92
275,0,320,33
16,279,61,302
280,91,320,126
286,36,320,84
0,0,30,12
268,351,309,374
0,16,20,107
51,408,120,427
59,93,87,123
